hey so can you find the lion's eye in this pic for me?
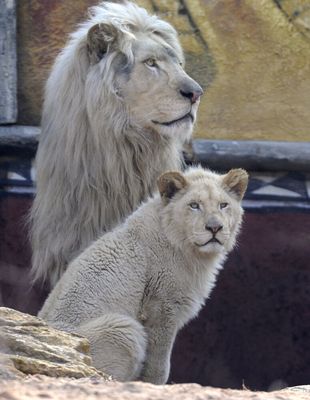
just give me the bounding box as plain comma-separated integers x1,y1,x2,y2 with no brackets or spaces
220,202,228,209
189,202,200,210
144,58,157,68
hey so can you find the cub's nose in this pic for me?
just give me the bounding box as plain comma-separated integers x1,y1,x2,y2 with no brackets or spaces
180,82,203,104
205,222,223,234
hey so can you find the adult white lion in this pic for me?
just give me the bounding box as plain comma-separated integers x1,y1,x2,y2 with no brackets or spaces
30,1,203,287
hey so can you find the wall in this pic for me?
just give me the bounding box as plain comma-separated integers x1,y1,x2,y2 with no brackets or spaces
17,0,310,140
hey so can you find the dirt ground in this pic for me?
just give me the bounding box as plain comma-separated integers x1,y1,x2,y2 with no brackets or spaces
0,376,309,400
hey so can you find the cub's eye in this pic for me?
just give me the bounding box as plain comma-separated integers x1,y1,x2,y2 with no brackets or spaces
144,58,157,68
189,202,200,210
220,202,228,209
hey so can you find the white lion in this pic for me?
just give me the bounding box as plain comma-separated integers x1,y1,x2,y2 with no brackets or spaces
30,1,203,287
39,166,248,384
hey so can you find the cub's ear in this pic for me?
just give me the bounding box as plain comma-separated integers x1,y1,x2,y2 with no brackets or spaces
222,168,249,201
87,23,119,64
157,171,188,204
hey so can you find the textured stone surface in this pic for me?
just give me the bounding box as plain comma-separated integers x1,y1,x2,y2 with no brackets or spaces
0,376,309,400
0,307,109,379
17,0,98,125
276,0,310,39
181,0,310,141
290,386,310,393
0,0,17,123
16,0,310,141
0,126,40,155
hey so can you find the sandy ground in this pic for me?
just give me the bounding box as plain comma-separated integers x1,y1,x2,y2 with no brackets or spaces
0,375,309,400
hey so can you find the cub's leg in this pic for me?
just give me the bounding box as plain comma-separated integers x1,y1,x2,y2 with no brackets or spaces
77,314,147,381
140,323,177,384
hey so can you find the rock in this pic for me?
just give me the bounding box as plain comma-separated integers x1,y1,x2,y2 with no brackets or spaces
0,309,308,399
0,354,24,380
0,307,109,380
289,386,310,393
0,376,309,400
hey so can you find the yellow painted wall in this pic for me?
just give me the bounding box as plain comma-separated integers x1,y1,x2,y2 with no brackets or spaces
17,0,310,141
17,0,98,125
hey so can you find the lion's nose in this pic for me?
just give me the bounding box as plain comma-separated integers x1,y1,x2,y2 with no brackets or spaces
180,83,203,104
205,222,223,234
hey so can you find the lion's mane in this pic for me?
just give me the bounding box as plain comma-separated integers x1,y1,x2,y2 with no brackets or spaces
30,1,191,287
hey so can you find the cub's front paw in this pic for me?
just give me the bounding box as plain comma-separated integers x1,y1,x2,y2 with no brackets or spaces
140,368,169,385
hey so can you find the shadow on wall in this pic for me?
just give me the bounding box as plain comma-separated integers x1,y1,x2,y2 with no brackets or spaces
0,193,48,314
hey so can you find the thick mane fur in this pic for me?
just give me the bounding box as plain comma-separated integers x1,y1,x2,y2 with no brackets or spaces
30,1,192,287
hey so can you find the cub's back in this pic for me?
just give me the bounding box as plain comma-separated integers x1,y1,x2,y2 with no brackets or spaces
39,227,149,331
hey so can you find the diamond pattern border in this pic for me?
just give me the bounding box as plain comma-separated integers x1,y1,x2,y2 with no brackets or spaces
1,157,310,210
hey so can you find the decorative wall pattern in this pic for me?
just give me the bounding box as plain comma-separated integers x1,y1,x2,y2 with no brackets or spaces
245,172,310,210
1,157,310,212
0,158,34,195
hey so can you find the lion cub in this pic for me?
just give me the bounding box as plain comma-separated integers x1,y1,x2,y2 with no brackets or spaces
39,167,248,384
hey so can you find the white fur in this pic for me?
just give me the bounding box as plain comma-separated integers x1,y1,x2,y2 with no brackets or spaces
39,166,247,384
29,1,202,287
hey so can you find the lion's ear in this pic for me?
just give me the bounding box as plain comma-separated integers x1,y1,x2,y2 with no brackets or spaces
222,169,249,201
87,23,119,64
157,171,188,204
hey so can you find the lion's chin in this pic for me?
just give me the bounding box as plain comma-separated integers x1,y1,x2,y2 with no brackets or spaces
194,240,224,254
154,116,194,142
152,112,194,127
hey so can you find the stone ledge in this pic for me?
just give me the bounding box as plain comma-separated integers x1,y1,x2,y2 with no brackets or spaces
193,140,310,172
1,125,310,172
0,307,109,380
0,125,40,156
0,0,17,124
